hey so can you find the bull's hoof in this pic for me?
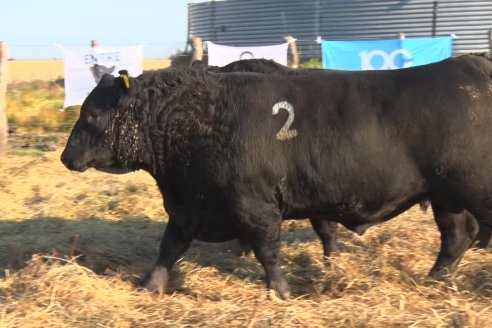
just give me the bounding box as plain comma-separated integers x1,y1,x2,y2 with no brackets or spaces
476,240,490,249
475,231,491,248
325,244,341,257
268,288,291,301
428,266,452,281
269,280,291,300
141,265,169,293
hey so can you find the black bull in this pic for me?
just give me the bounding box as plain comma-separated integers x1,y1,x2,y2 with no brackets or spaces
61,55,492,299
215,58,492,258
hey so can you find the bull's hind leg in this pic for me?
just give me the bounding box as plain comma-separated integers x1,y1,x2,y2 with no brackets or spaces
250,225,290,299
309,218,339,259
429,202,479,280
248,218,290,299
142,220,191,293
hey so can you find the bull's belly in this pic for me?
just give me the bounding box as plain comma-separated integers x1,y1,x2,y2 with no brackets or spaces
194,227,238,243
337,194,424,234
278,160,428,232
283,189,426,234
173,208,240,243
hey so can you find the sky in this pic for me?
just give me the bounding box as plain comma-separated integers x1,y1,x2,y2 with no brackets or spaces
0,0,207,59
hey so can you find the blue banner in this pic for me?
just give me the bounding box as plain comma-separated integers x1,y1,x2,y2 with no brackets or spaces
321,36,452,70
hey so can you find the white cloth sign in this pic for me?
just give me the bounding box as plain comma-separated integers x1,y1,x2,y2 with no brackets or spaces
57,45,143,108
206,41,288,67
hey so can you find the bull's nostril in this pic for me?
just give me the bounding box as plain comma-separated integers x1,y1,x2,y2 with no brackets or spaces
60,151,73,169
60,152,67,165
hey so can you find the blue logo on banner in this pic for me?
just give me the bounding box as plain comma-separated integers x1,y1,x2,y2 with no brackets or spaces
321,36,452,70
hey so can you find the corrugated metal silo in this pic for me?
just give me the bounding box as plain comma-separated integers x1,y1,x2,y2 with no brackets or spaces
188,0,492,60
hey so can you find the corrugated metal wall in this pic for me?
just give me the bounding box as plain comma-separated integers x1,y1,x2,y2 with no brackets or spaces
188,0,492,60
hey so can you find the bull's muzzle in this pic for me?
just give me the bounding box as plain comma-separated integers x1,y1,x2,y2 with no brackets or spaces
60,149,89,172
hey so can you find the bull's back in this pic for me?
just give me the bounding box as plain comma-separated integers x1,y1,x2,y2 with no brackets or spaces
224,56,492,162
218,56,492,218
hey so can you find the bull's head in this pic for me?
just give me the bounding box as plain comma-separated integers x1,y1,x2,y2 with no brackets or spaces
61,71,148,174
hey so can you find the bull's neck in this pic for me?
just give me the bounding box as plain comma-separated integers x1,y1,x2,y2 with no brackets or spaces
156,102,231,178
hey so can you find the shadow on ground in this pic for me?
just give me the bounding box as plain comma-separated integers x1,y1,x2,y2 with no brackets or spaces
0,216,339,296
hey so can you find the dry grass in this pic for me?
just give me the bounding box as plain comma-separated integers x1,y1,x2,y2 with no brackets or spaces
2,134,492,327
5,60,172,134
7,60,172,83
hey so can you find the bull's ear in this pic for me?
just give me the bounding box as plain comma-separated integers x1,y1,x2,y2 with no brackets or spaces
118,70,130,88
116,70,137,95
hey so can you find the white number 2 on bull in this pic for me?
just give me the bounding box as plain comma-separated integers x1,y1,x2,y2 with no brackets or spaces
272,101,298,141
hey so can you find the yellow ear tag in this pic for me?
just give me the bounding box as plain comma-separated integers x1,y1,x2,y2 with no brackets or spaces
121,75,130,89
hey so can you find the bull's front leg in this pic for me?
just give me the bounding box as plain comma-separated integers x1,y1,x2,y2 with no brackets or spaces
309,218,339,259
429,203,479,280
142,219,191,293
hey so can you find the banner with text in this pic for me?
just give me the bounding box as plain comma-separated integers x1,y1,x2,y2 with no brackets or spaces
57,45,143,108
321,36,452,70
206,41,288,67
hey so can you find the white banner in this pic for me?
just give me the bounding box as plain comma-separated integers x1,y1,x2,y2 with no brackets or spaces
57,45,143,108
206,41,288,67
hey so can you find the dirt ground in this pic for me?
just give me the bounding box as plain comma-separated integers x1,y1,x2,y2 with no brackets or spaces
1,133,492,327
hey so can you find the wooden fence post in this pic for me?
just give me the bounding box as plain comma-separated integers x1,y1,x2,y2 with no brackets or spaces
284,36,299,69
0,41,8,155
191,36,204,64
489,30,492,53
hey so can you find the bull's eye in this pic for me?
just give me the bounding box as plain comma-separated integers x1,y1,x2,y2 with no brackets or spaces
90,110,101,119
87,109,101,125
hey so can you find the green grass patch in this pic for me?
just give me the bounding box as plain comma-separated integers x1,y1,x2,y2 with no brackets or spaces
6,80,79,133
7,148,47,156
300,58,322,69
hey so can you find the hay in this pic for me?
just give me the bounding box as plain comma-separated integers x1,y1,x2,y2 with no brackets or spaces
2,134,492,327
